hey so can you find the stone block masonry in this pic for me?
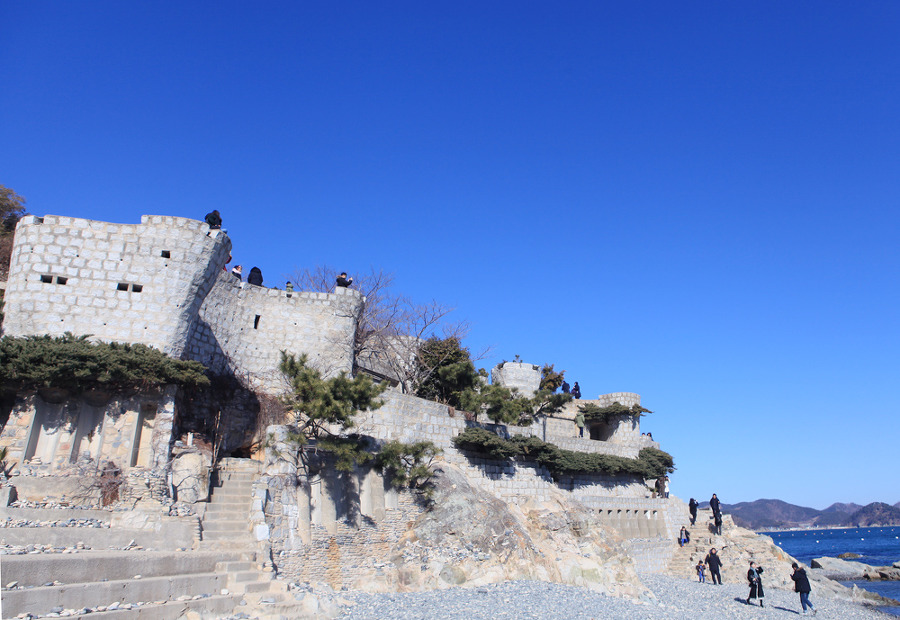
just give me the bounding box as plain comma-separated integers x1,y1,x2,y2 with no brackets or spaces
4,215,231,359
3,214,363,392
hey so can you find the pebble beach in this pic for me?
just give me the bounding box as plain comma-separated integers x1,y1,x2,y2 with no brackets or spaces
337,574,893,620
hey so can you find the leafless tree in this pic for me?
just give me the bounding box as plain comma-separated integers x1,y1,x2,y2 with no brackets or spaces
288,265,488,393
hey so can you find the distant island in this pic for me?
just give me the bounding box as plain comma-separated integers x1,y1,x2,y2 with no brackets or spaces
710,499,900,531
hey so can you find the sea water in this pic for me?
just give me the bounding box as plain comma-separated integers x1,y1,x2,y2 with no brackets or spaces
765,526,900,616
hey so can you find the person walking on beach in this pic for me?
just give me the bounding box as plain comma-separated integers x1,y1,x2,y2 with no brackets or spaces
704,548,723,585
791,562,817,616
696,560,706,583
746,561,764,607
689,498,698,525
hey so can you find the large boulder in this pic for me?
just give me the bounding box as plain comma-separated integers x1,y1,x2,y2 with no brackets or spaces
356,462,649,601
810,556,874,579
171,451,210,504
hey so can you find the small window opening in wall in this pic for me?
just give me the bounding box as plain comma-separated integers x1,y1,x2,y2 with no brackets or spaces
40,275,53,284
132,284,143,293
160,250,171,258
117,283,129,291
56,277,68,285
254,315,261,329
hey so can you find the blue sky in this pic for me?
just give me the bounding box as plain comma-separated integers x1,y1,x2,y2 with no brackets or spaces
2,2,898,509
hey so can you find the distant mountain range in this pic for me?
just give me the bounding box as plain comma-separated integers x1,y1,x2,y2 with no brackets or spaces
715,499,900,530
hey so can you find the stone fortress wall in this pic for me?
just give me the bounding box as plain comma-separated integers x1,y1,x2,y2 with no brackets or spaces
3,215,231,358
3,214,363,389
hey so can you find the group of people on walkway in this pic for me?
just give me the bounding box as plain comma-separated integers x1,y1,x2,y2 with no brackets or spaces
684,491,817,615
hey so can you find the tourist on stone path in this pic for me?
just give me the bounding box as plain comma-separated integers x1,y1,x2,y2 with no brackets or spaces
689,498,699,525
204,210,222,229
336,272,353,288
704,548,723,585
679,526,690,547
696,560,706,583
574,411,585,438
285,281,293,298
746,561,765,607
713,513,723,535
231,264,242,280
663,476,670,499
791,562,817,616
247,267,263,286
571,382,581,399
709,493,722,528
561,380,570,394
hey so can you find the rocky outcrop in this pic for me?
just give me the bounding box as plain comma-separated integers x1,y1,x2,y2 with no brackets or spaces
357,462,649,601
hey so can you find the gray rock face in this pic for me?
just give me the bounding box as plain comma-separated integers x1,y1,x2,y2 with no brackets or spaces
371,463,647,600
811,556,874,580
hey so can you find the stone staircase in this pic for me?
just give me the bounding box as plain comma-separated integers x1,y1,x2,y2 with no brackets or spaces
0,458,307,619
665,508,731,581
199,457,306,618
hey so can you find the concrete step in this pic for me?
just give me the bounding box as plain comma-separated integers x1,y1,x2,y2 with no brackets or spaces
64,594,242,620
2,571,230,618
204,503,251,514
202,519,250,531
215,560,254,572
201,530,255,542
1,549,246,587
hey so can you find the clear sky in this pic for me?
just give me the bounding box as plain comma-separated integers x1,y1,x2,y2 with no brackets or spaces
2,2,897,510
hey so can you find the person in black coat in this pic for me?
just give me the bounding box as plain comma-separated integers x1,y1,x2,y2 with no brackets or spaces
571,382,581,399
204,210,222,229
746,561,764,607
336,272,353,288
704,548,723,585
689,498,698,525
791,563,816,615
247,267,263,286
709,493,721,517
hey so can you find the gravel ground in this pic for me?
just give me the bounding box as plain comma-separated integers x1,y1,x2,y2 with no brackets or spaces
337,574,894,620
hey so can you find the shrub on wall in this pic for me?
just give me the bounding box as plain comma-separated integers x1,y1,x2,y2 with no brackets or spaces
578,401,652,425
452,427,674,481
0,333,209,393
279,352,440,493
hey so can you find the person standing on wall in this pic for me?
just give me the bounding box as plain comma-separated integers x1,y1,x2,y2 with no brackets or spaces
561,380,570,394
791,562,817,616
571,382,581,399
247,267,263,286
336,272,353,287
231,265,242,281
746,561,765,607
710,493,722,533
204,210,222,229
689,498,699,525
574,410,585,438
704,548,723,585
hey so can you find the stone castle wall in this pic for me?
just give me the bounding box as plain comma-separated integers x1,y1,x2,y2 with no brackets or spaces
491,361,541,396
192,271,362,391
4,215,230,358
3,214,362,390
